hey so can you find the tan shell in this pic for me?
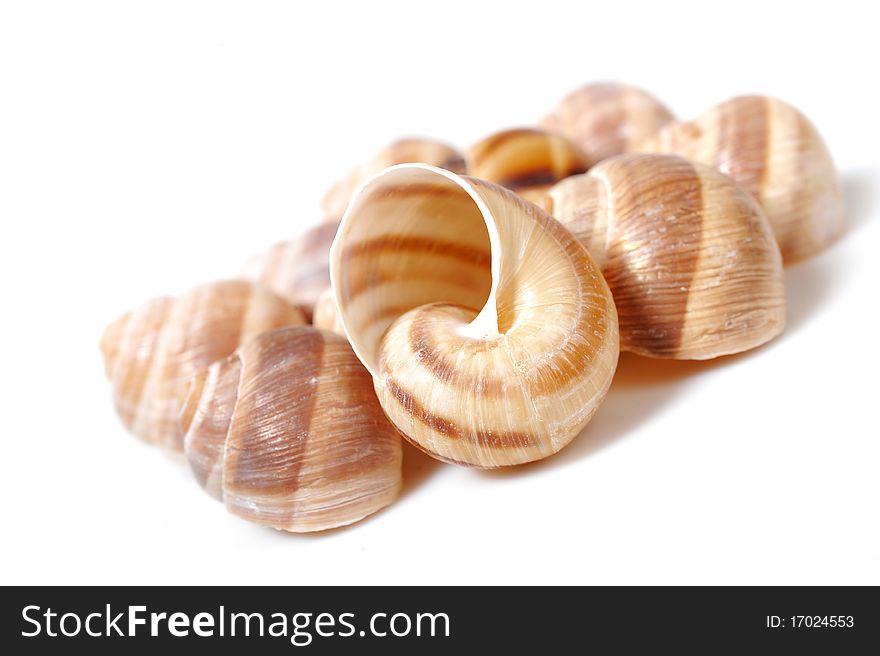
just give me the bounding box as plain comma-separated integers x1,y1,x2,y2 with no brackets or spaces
636,95,844,263
180,326,402,532
322,138,467,219
330,164,619,468
466,128,589,203
100,280,307,451
540,82,675,167
543,154,786,359
243,220,340,319
312,287,346,335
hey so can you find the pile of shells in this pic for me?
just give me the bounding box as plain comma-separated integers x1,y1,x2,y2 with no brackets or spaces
101,82,844,532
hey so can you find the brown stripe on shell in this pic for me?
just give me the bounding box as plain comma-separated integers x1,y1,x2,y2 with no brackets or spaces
493,164,587,193
180,325,402,531
383,376,539,450
182,355,242,500
223,329,325,508
714,96,769,198
342,235,491,266
599,156,704,356
339,235,491,301
467,128,589,194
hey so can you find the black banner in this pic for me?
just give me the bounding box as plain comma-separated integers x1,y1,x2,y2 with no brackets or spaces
2,586,877,653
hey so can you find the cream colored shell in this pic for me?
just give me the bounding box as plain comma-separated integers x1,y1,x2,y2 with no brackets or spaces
544,154,786,359
100,280,307,450
330,164,619,468
181,326,402,532
637,95,844,263
540,81,675,167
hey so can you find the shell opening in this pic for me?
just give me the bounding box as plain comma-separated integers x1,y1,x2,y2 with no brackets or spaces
330,164,504,376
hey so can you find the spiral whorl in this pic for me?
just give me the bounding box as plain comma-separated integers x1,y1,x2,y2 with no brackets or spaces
330,164,619,468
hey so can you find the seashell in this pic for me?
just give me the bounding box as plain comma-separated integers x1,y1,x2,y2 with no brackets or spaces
466,128,589,203
539,81,675,167
322,137,467,219
543,154,786,359
636,95,845,263
180,326,402,532
100,280,307,451
312,287,346,335
329,164,619,468
243,219,341,320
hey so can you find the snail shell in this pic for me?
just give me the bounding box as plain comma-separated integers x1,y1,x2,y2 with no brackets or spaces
540,82,675,167
180,326,402,532
312,287,346,335
100,280,307,450
330,164,619,468
243,219,341,320
636,95,844,263
322,137,467,219
466,128,589,203
543,154,786,359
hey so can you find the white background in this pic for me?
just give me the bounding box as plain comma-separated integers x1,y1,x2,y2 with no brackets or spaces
1,0,877,585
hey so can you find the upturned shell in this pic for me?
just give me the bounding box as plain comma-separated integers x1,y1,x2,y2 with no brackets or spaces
543,154,786,359
540,82,675,167
100,280,307,450
180,326,402,532
466,128,589,202
243,220,340,319
322,138,467,219
330,164,619,468
636,95,844,263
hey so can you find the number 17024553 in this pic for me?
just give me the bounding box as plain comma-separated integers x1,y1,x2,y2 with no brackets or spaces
766,616,854,628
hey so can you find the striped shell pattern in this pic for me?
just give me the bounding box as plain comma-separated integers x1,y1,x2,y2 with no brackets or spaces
181,326,402,533
329,164,620,468
100,280,307,451
637,95,845,263
544,154,786,359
